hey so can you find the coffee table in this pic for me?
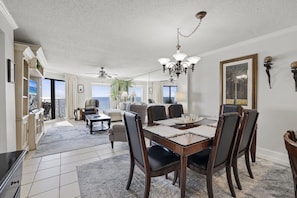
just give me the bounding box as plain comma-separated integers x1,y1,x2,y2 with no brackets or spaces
85,114,111,134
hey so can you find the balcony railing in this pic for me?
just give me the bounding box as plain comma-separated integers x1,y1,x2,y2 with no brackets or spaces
42,99,66,120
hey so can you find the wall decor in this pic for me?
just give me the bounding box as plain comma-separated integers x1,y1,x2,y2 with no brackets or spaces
263,56,273,89
7,59,15,83
291,61,297,92
77,84,84,93
220,54,258,109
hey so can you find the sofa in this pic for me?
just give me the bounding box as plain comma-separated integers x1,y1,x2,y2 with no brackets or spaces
108,103,147,148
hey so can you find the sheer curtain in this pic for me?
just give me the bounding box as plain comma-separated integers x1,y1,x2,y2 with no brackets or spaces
65,74,77,119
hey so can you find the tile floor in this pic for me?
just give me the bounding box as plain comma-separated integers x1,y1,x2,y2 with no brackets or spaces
20,119,129,198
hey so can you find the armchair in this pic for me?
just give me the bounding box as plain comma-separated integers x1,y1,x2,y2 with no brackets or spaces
82,99,99,120
108,103,148,148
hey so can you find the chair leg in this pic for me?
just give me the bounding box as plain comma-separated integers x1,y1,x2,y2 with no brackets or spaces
232,158,242,190
206,173,214,198
111,141,114,149
144,175,151,198
226,165,236,197
126,161,135,190
294,181,297,197
172,170,178,185
245,151,254,179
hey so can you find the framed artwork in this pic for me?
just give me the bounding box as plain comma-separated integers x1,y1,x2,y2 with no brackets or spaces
77,84,84,93
7,59,15,83
220,54,258,109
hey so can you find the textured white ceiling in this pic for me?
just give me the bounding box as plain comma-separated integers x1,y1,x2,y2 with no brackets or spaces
3,0,297,81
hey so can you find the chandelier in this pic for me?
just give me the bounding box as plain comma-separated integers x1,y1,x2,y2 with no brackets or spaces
158,11,207,78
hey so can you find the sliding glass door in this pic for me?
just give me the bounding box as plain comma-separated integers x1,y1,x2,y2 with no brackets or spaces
42,78,66,120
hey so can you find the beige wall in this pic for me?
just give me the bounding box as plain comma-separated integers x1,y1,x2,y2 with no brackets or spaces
189,26,297,165
0,9,17,152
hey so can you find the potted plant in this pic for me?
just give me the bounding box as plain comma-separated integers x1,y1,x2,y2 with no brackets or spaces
110,79,134,108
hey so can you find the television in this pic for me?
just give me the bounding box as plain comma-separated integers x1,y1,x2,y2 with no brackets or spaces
29,79,38,112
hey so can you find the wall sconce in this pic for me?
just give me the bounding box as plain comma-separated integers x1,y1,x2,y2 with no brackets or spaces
291,61,297,91
264,56,273,88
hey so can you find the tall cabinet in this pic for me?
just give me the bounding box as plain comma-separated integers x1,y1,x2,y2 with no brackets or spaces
14,43,46,150
14,43,32,150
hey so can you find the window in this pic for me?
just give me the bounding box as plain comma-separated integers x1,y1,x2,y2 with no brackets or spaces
128,86,143,103
42,78,66,120
92,85,110,111
163,86,177,104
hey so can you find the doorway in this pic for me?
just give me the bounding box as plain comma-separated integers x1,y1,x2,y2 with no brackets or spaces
42,78,66,120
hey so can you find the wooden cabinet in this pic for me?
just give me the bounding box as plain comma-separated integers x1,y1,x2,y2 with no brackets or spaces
14,42,46,150
14,43,32,150
28,109,44,150
29,58,44,78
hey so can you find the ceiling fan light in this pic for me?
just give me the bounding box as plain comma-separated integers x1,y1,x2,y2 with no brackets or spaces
158,58,170,65
187,56,200,64
173,51,187,61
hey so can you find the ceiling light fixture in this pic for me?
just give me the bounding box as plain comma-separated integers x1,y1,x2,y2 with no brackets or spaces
158,11,207,78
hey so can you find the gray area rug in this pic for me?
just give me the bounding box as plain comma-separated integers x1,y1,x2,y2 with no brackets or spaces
34,121,109,157
77,154,293,198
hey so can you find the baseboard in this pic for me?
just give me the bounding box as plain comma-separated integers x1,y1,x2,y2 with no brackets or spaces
257,147,289,167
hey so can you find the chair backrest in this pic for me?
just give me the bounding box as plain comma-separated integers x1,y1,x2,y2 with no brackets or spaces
209,112,241,168
85,99,99,110
168,104,184,118
123,111,148,170
219,104,243,115
130,104,148,124
147,105,167,124
284,131,297,184
235,109,259,154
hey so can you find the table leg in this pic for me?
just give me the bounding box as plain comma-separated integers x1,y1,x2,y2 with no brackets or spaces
108,120,111,129
180,155,187,198
90,121,93,134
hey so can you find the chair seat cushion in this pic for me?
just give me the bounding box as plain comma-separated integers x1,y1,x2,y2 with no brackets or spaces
188,148,211,170
147,145,179,171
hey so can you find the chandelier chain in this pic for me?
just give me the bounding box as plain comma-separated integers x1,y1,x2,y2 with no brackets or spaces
178,19,203,38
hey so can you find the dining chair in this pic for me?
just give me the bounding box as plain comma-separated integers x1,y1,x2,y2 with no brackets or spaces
123,111,180,198
147,105,167,125
219,104,243,115
168,104,184,118
232,109,259,190
187,112,241,198
284,130,297,197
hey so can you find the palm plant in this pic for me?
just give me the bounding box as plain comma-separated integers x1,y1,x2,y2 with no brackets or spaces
110,79,134,104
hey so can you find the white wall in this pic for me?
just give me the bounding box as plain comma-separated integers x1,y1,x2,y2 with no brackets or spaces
190,26,297,165
0,9,16,152
76,77,149,109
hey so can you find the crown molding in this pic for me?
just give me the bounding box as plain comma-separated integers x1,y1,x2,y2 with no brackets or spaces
200,25,297,57
0,0,18,29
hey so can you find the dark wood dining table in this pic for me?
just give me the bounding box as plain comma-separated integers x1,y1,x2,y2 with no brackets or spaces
143,118,217,198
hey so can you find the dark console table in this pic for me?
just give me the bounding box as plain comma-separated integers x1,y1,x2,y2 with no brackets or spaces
0,150,26,198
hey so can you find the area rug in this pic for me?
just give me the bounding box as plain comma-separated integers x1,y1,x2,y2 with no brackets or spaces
77,154,293,198
34,121,110,157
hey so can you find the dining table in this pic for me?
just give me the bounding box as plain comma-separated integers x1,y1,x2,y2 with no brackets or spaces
143,117,218,198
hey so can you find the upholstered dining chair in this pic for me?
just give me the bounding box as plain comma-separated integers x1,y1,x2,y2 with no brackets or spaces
284,130,297,197
232,109,259,190
219,104,243,115
168,104,184,118
187,112,241,198
147,105,167,125
123,111,180,198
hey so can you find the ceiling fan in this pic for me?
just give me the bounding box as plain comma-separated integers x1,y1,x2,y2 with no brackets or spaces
87,67,116,79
